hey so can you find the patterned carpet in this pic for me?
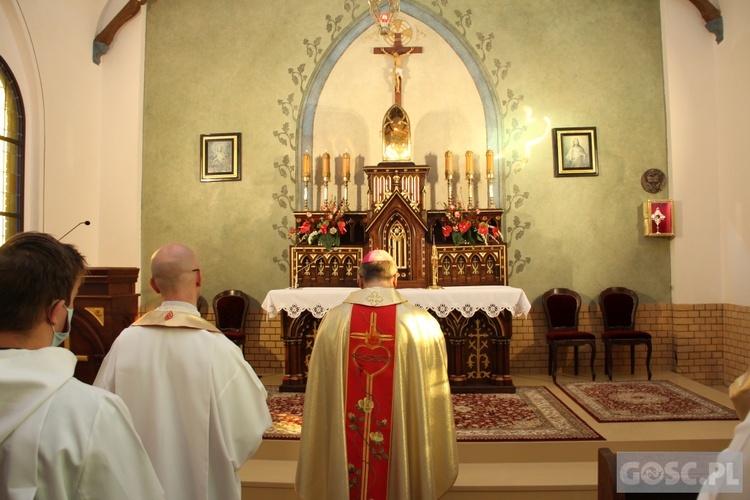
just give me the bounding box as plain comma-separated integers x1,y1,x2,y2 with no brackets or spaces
262,386,603,442
558,380,739,423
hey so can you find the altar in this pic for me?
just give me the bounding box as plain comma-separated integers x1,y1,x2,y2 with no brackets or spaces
276,33,528,392
262,286,531,393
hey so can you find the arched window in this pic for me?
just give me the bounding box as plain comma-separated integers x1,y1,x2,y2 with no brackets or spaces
0,56,24,243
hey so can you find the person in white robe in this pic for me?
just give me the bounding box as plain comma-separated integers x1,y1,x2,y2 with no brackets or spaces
698,370,750,499
0,231,164,500
295,249,458,499
94,243,271,500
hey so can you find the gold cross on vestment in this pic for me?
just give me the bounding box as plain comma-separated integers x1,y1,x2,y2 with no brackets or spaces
373,33,423,107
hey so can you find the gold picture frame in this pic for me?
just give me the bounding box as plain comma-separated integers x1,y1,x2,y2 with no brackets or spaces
200,132,241,182
552,127,599,177
643,199,675,237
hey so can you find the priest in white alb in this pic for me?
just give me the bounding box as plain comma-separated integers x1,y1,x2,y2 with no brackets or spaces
295,249,458,499
94,243,271,500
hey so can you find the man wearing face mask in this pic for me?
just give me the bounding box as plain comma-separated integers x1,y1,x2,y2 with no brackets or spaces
0,231,164,499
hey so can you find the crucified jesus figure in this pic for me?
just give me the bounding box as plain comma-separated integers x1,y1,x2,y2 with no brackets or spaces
380,46,414,95
374,33,422,106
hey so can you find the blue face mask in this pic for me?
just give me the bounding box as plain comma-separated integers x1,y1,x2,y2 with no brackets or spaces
52,304,74,347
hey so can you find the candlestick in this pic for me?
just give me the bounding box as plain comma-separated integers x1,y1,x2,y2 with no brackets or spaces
302,151,311,179
322,151,330,180
342,151,350,206
342,151,350,180
466,150,474,209
322,152,330,209
445,150,453,204
302,151,311,210
465,150,474,177
486,149,495,208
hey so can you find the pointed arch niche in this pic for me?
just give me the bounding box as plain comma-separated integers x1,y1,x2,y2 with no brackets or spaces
298,1,501,212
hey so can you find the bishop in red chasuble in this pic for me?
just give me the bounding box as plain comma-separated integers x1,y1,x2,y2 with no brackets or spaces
296,250,458,499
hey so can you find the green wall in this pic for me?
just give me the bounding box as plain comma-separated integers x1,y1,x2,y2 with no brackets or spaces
141,0,669,309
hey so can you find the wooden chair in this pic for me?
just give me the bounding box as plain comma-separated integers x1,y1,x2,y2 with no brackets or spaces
212,289,249,351
598,287,652,381
542,288,596,383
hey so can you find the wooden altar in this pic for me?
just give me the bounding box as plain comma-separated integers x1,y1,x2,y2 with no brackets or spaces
262,287,530,394
277,161,525,393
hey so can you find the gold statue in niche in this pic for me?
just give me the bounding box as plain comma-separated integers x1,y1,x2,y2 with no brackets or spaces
382,104,412,162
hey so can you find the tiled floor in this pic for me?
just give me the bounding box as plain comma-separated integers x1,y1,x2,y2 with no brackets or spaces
241,372,738,499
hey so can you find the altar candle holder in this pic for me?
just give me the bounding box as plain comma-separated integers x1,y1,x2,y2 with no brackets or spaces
342,151,350,207
466,150,474,209
445,150,453,205
302,151,311,210
322,152,330,209
486,149,495,208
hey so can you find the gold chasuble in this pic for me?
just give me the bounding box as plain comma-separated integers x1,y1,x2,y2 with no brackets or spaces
295,288,459,500
346,304,398,499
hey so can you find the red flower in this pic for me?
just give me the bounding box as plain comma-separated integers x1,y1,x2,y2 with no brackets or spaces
492,226,499,238
319,221,329,234
299,220,312,234
442,224,453,238
458,220,471,234
478,224,489,236
337,220,347,234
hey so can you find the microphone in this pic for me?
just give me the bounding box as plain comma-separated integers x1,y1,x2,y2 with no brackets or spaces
59,220,91,241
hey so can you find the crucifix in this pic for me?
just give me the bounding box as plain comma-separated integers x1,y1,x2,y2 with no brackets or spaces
373,33,423,107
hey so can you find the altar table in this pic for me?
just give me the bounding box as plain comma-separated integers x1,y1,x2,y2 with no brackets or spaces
261,286,531,393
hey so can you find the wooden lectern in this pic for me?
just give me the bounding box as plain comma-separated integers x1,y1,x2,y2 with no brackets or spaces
69,267,139,384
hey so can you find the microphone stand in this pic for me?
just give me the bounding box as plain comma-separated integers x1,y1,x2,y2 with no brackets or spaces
293,260,316,289
59,220,91,241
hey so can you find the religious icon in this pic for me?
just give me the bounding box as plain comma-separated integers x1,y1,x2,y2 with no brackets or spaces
643,199,674,237
382,104,412,162
641,168,667,194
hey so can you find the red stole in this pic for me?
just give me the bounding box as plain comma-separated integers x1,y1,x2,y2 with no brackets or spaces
345,303,398,500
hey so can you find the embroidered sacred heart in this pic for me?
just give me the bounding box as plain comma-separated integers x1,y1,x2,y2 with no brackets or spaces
351,344,392,377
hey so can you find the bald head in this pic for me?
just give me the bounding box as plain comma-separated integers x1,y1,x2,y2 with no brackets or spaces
358,250,398,288
149,243,201,302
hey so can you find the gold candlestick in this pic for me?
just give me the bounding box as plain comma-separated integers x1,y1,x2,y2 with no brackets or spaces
466,150,474,209
302,151,311,210
486,149,495,208
342,151,350,207
322,151,330,209
445,150,453,204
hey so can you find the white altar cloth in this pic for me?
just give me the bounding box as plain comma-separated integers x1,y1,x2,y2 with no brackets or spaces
261,286,531,319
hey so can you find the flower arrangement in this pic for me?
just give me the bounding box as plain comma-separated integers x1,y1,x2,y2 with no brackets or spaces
289,198,348,250
440,201,502,246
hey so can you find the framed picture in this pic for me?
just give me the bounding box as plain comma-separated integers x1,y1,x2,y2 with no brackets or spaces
200,132,241,182
552,127,598,177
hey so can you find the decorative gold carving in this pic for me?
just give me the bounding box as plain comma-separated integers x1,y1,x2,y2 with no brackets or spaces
85,307,105,327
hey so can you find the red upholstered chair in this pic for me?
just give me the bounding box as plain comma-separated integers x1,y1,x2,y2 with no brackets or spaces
598,287,652,381
212,290,249,351
542,288,596,383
